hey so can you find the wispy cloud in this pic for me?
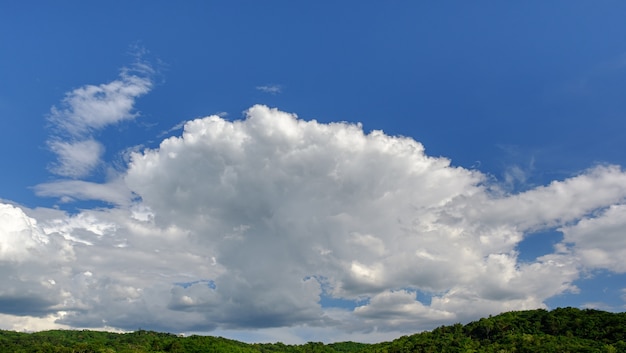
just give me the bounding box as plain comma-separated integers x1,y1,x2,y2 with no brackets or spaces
158,120,187,137
37,57,154,205
33,178,135,206
159,113,228,138
46,61,153,178
47,140,104,178
256,84,282,95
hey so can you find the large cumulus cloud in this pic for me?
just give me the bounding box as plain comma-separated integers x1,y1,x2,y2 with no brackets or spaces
123,105,626,333
2,105,626,342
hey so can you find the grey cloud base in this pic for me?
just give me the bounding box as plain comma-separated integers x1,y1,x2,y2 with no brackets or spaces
2,105,626,342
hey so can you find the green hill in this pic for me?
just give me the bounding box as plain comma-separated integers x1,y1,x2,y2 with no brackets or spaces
1,307,624,352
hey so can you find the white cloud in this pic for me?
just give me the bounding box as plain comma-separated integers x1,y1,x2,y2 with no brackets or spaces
47,139,104,178
158,120,188,137
46,62,153,179
3,105,626,342
121,105,626,334
37,60,154,204
256,84,282,94
49,67,153,137
559,204,626,272
354,290,454,331
467,165,626,231
0,203,48,261
34,178,134,206
0,204,75,318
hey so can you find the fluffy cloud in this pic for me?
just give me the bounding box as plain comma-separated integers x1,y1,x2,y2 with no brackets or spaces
2,105,626,342
0,204,73,318
559,204,626,272
0,203,48,261
122,105,625,334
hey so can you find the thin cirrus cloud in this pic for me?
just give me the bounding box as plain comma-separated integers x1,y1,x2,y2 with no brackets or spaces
2,72,626,342
256,84,282,94
33,178,135,206
47,139,104,179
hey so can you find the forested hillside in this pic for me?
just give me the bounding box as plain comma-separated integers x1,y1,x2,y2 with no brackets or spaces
1,307,624,352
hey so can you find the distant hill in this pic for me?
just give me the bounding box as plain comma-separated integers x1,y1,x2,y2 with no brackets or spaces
1,307,624,352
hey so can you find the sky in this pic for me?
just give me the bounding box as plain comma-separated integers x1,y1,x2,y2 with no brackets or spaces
1,0,626,344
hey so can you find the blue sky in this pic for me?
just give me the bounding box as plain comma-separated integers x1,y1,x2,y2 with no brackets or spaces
1,1,626,344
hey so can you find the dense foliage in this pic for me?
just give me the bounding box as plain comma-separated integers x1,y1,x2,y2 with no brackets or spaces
1,307,625,352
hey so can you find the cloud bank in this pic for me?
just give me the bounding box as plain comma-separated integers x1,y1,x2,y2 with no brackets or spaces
3,104,626,343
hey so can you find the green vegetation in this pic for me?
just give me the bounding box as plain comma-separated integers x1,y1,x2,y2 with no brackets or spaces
1,307,625,352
